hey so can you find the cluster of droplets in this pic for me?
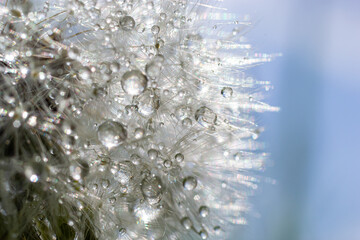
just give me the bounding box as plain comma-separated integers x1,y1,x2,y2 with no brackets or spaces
0,0,278,239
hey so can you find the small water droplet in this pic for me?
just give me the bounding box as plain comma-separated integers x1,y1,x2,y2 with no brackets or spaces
199,206,209,217
199,229,208,239
175,153,184,163
97,120,127,149
221,87,233,98
120,16,135,31
195,106,217,128
183,176,197,191
148,149,158,160
121,70,148,95
181,217,192,230
134,128,145,139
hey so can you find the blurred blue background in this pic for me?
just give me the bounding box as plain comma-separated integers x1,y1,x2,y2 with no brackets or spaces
222,0,360,239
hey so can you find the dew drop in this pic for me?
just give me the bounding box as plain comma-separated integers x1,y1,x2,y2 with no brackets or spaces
199,229,208,239
183,176,197,191
115,161,135,185
199,206,209,217
163,160,172,168
120,16,135,31
175,153,184,163
181,217,192,230
195,106,217,128
148,149,158,160
141,176,163,204
97,120,127,149
145,61,162,79
151,25,160,35
134,128,145,139
121,70,148,95
102,179,110,189
221,87,233,98
136,89,160,117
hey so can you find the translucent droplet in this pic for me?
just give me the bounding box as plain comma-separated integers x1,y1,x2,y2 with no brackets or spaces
175,153,184,163
141,176,163,204
121,70,148,95
134,128,145,139
136,89,160,116
24,162,44,183
163,160,172,168
115,161,135,185
102,179,110,188
214,226,222,235
199,229,208,239
183,176,197,191
182,117,192,126
145,61,162,79
181,217,192,230
98,120,127,149
133,199,162,223
199,206,209,217
175,105,192,120
195,106,217,128
148,149,158,160
120,16,135,31
151,25,160,35
221,87,233,98
70,159,89,181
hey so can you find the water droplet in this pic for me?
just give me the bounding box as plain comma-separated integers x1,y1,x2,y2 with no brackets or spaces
221,87,233,98
199,206,209,217
141,176,163,204
134,128,145,139
70,159,89,181
121,70,148,95
115,161,135,185
182,117,192,126
145,61,162,79
148,149,158,160
98,120,127,149
102,179,110,188
136,89,160,117
195,106,217,128
183,176,197,190
163,160,172,168
120,16,135,31
151,25,160,35
175,153,184,163
133,199,162,223
199,229,208,239
181,217,192,230
214,226,222,235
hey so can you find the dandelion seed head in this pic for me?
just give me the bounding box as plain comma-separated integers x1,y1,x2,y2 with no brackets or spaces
0,0,278,238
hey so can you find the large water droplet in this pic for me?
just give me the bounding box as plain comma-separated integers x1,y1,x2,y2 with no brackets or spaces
98,120,127,149
121,70,148,95
141,176,163,205
145,61,162,79
199,206,209,217
69,159,89,181
135,89,160,116
120,16,135,31
134,127,145,139
183,176,197,190
132,200,162,223
221,87,233,98
199,229,208,239
195,106,217,128
181,217,192,230
175,153,184,163
115,161,135,185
